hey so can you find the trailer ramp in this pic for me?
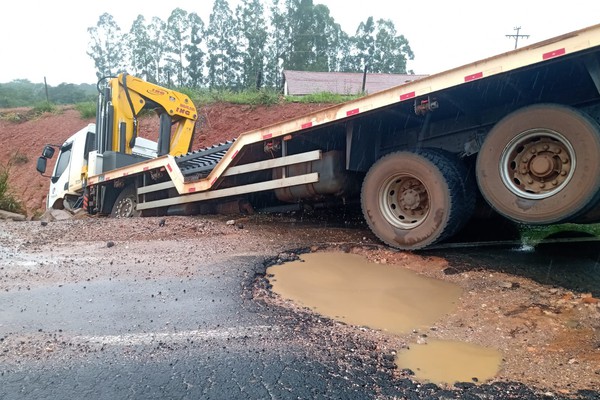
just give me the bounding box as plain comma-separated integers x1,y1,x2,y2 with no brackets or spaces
175,140,236,179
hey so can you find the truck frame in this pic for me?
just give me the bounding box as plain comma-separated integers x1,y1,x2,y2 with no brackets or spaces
38,23,600,250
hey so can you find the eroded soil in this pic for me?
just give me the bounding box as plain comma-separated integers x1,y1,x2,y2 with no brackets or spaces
0,102,332,214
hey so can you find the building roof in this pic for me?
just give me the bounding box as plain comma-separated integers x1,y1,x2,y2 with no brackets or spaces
283,70,428,96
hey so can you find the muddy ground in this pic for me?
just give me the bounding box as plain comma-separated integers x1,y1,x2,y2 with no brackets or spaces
1,214,599,398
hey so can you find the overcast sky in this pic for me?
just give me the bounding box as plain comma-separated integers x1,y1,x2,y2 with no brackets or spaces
1,1,599,85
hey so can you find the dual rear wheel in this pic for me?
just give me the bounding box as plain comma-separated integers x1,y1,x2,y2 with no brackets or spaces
476,104,600,224
361,104,600,250
361,150,475,250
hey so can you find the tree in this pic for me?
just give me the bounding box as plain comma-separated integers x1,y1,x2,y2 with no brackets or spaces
206,0,240,89
166,8,191,86
146,16,169,84
350,17,414,74
87,13,127,80
128,15,153,81
264,0,289,88
311,4,345,72
285,0,314,71
280,0,345,73
237,0,268,89
185,12,206,88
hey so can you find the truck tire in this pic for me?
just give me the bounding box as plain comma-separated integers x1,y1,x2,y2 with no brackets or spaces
361,150,471,250
476,104,600,224
111,186,141,218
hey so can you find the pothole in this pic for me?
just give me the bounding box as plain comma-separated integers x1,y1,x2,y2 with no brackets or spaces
267,251,502,385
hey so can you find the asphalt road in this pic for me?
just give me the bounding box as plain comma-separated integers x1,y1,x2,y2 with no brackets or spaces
1,216,599,399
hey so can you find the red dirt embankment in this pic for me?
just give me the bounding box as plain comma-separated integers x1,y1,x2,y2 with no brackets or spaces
0,102,331,216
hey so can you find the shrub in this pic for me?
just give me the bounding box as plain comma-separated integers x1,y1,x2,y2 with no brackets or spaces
11,151,28,165
32,100,57,115
0,160,24,214
75,101,96,119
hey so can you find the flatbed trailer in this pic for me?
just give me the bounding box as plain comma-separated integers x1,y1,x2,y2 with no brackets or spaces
47,23,600,250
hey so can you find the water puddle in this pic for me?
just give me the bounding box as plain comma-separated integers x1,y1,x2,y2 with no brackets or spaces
267,251,502,385
267,252,462,334
396,339,502,385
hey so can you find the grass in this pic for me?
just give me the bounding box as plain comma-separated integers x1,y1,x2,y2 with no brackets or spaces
2,88,356,122
519,222,600,246
75,101,96,119
286,91,362,104
191,88,281,107
0,158,25,214
32,100,57,115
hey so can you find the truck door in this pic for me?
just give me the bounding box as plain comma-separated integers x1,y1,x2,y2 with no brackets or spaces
47,143,72,209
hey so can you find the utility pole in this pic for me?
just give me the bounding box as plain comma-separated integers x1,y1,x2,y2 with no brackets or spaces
43,77,49,102
506,26,529,49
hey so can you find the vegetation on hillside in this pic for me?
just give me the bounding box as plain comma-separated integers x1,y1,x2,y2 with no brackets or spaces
0,157,25,215
0,80,96,108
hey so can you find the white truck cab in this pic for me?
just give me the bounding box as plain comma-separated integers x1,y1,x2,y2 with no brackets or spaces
37,123,96,210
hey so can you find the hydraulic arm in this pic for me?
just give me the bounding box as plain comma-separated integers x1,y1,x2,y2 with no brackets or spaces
96,73,198,157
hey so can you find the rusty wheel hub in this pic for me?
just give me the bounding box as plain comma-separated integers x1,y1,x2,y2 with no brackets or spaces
380,175,430,228
500,129,575,199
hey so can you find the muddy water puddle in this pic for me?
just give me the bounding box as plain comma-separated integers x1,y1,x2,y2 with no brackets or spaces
267,251,502,385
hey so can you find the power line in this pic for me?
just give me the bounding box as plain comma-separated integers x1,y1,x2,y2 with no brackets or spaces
506,26,529,49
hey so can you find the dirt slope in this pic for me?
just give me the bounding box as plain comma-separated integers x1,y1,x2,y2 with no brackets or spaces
0,102,331,216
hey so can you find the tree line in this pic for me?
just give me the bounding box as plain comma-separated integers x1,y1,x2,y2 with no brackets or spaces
0,80,96,108
87,0,414,90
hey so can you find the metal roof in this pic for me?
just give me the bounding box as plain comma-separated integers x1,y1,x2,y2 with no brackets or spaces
283,70,428,95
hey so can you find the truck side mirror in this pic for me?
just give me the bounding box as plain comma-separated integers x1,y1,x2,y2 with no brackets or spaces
36,156,47,174
42,146,55,158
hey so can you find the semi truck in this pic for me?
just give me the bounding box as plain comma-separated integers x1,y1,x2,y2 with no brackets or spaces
37,23,600,250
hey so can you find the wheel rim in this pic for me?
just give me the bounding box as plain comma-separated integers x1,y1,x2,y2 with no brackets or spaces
379,174,430,229
114,197,136,218
499,128,576,200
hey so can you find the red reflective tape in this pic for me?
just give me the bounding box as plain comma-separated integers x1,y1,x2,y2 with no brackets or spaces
543,48,566,60
231,150,239,159
143,167,149,171
464,72,483,82
346,108,359,116
166,164,173,172
122,172,128,176
400,91,415,101
301,122,313,129
188,187,196,193
262,133,272,140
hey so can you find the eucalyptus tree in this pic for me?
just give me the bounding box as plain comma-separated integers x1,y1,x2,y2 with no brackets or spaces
146,16,169,84
351,16,414,74
281,0,345,72
206,0,241,88
87,13,127,80
311,3,345,72
165,8,191,86
264,0,289,88
237,0,268,89
128,15,153,81
285,0,314,71
185,12,206,88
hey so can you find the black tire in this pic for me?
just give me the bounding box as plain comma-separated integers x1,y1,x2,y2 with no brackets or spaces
361,150,471,250
476,104,600,224
110,186,141,218
426,149,477,237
